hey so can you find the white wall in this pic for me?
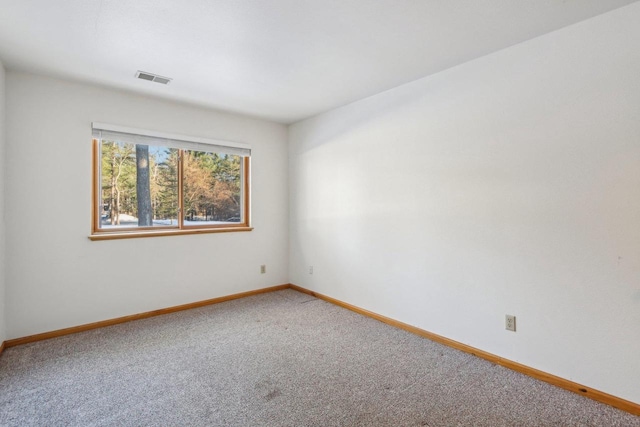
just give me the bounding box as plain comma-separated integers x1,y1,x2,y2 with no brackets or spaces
5,72,289,339
289,3,640,404
0,59,6,345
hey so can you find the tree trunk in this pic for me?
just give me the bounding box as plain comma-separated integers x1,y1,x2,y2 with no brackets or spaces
115,188,120,225
136,145,153,226
110,153,116,225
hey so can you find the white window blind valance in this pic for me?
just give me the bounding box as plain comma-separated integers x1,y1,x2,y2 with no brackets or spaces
92,122,251,157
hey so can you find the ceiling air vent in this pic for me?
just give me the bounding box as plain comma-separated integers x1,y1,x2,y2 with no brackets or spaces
135,71,172,85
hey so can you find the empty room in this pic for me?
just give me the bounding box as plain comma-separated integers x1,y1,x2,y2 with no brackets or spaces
0,1,639,425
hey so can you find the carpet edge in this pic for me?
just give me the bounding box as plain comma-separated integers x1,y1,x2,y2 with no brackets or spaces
4,284,290,348
289,284,640,416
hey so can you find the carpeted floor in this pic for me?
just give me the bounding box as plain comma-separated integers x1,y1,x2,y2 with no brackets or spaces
0,289,638,426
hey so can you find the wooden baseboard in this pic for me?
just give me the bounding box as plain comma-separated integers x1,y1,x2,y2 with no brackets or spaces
4,284,290,348
289,284,640,416
0,340,5,356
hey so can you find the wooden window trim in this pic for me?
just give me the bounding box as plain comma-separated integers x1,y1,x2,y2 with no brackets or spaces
91,139,252,240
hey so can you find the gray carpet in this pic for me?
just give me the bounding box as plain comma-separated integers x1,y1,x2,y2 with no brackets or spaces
0,289,638,427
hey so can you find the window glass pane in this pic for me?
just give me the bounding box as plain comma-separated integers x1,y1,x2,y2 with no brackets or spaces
182,150,243,225
99,141,179,229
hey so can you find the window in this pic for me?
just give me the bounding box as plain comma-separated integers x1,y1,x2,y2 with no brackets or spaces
91,123,251,240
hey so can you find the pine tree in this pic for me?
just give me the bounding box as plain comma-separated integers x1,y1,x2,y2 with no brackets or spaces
136,145,153,226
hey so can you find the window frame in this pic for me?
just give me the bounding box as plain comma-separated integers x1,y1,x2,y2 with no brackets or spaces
90,128,252,241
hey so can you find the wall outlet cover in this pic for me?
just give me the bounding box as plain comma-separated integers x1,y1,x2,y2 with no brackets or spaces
505,314,516,332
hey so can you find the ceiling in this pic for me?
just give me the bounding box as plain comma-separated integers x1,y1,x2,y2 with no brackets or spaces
0,0,637,124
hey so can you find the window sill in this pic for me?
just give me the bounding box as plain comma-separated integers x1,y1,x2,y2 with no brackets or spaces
89,226,253,241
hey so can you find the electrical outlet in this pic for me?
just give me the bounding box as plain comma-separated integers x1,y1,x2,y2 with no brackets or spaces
260,265,266,274
309,266,313,275
505,315,516,332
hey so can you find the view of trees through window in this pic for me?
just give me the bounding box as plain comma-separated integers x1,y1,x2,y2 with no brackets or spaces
99,140,242,229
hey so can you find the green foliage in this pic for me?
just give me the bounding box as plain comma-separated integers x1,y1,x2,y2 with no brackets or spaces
154,149,179,222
